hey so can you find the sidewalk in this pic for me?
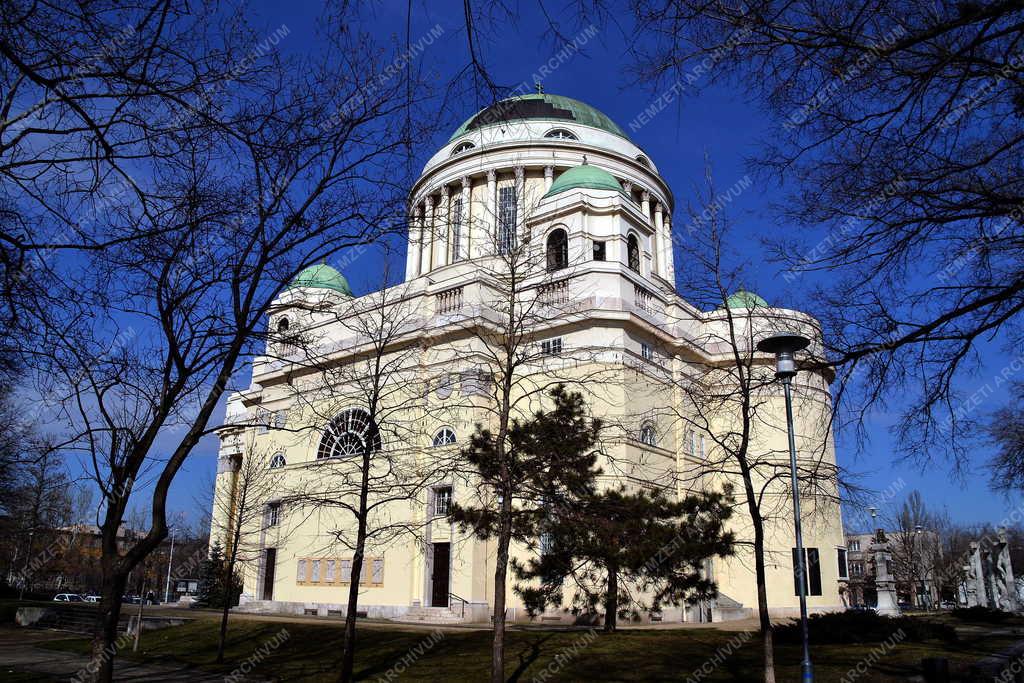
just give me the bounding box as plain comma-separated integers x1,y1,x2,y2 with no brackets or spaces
0,626,256,682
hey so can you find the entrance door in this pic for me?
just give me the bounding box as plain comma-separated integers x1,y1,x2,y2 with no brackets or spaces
262,548,277,601
431,543,450,607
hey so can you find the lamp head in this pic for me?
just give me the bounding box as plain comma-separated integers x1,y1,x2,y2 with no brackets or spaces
756,332,811,379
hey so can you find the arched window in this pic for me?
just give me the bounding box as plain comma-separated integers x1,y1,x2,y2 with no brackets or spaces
276,317,290,334
269,452,286,469
544,128,578,141
635,154,651,167
546,228,568,271
451,141,475,155
639,422,657,447
317,408,381,459
627,234,640,273
432,427,457,447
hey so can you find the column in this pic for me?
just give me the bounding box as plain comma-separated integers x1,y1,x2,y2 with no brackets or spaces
654,202,665,277
622,180,633,202
515,166,525,245
405,202,420,280
420,195,434,275
544,165,554,193
641,190,650,219
459,176,471,262
481,169,496,258
663,212,675,283
435,186,450,268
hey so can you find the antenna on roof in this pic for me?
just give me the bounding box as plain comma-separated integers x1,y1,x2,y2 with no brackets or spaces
535,81,543,94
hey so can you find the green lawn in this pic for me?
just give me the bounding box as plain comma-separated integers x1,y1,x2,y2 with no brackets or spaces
35,616,1024,682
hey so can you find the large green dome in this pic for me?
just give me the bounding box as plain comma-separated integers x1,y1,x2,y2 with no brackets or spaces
726,290,769,309
287,263,353,297
543,165,626,199
449,94,629,142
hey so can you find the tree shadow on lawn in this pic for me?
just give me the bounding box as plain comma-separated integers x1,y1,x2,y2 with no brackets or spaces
506,633,555,682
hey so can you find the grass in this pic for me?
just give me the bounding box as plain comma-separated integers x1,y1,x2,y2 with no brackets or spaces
34,614,1024,682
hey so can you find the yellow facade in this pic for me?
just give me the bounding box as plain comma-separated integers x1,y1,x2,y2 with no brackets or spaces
210,94,846,624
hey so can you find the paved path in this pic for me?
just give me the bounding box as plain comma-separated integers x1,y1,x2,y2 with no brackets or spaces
0,626,255,682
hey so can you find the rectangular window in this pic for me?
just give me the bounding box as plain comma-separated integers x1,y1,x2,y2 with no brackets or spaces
541,338,563,356
311,559,321,583
297,559,307,583
641,342,654,362
256,408,270,434
451,197,463,262
371,558,384,585
267,503,280,527
792,547,822,596
274,410,288,429
592,240,606,261
848,540,860,552
497,186,517,254
434,486,452,516
340,559,353,583
837,548,848,579
326,559,336,582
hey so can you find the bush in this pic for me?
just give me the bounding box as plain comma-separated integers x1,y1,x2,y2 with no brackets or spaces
773,610,957,645
951,605,1013,623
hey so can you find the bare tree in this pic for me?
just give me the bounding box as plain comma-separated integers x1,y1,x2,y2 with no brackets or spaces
428,174,620,683
273,263,454,683
209,440,280,663
663,164,843,683
8,5,444,679
884,490,940,608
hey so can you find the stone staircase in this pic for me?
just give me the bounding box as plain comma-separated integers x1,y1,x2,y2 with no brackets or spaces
395,605,465,624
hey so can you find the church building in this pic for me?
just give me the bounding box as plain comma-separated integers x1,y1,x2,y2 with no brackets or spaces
211,92,847,623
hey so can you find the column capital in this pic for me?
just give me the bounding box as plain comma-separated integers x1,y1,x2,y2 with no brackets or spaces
622,180,633,194
655,201,663,214
487,169,497,182
461,175,471,189
425,194,435,208
544,165,554,179
441,185,450,198
641,190,651,202
514,166,525,182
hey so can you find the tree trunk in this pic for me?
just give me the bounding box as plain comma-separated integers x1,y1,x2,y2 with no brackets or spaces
749,494,775,683
490,495,512,683
87,565,128,682
339,446,373,683
604,562,618,633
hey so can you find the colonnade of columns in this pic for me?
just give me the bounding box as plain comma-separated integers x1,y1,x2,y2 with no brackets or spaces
404,163,675,284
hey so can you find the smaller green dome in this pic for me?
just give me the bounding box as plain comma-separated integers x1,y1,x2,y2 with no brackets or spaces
287,263,353,297
726,290,768,309
543,165,626,199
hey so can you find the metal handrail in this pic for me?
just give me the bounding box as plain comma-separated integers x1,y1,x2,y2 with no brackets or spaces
449,592,467,618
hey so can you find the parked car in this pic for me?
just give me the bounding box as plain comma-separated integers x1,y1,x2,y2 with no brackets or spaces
83,595,101,603
53,593,83,602
122,594,141,604
846,604,877,613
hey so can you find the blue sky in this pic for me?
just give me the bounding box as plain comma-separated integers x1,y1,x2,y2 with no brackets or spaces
156,1,1021,531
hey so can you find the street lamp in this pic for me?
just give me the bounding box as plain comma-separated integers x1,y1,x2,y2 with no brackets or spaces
757,331,813,683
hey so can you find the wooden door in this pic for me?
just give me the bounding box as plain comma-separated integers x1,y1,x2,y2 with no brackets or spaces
262,548,276,601
431,543,450,607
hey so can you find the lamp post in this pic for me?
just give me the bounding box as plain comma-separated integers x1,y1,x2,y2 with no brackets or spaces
757,331,813,683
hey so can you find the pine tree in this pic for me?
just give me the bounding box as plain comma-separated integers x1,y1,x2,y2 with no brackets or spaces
514,485,735,632
448,384,603,597
195,541,242,609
